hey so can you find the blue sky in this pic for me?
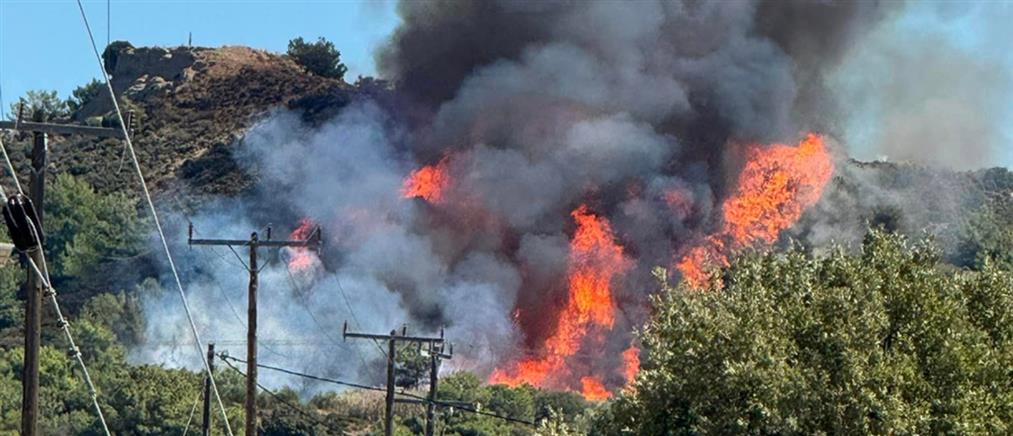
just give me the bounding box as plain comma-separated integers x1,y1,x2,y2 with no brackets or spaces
0,0,400,117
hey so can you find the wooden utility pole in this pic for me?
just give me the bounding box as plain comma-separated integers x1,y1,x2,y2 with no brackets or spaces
21,131,44,436
201,343,215,436
425,341,452,436
3,105,127,436
385,330,396,436
189,224,321,436
343,323,450,436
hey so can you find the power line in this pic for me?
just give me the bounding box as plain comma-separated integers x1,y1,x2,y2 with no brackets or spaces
283,264,376,369
221,354,536,427
73,2,233,434
26,236,113,435
0,136,111,435
0,132,22,194
219,357,346,435
181,386,202,436
221,353,385,393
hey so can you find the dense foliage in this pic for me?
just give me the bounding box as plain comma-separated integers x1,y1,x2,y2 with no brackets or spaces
7,90,68,122
286,37,348,80
66,79,104,114
601,231,1013,435
44,173,146,288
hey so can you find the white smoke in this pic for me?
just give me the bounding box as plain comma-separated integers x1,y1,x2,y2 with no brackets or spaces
133,103,523,391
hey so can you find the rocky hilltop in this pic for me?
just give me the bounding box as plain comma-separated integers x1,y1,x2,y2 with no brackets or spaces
6,43,364,206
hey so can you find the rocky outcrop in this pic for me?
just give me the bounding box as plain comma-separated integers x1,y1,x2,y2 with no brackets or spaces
77,44,199,120
34,43,358,201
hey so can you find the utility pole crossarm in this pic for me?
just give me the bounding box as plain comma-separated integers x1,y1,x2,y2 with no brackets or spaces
184,223,322,436
188,238,319,248
342,322,452,436
0,121,124,139
342,321,445,344
10,104,135,436
187,223,322,249
394,398,470,408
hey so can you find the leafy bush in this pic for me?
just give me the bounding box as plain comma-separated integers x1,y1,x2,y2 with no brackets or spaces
67,79,104,114
601,231,1013,435
44,173,145,285
8,90,69,122
0,265,22,332
286,37,348,80
395,343,429,389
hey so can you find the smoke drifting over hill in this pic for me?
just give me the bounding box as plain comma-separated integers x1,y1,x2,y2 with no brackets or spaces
134,0,1008,398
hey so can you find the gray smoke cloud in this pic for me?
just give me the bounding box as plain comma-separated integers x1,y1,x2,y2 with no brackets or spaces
133,0,946,395
832,2,1013,170
134,104,523,389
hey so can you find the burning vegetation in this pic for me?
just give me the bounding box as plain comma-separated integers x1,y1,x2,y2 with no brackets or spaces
286,217,320,274
401,158,450,203
489,205,632,398
678,134,834,288
132,0,1008,413
394,134,835,399
3,0,1012,433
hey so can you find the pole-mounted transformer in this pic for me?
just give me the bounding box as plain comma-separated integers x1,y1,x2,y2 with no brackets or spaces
2,194,45,251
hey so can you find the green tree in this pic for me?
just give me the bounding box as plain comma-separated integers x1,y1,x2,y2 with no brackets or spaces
67,79,104,114
601,231,1013,435
8,90,69,122
286,37,348,80
395,344,429,390
0,264,22,333
44,173,145,286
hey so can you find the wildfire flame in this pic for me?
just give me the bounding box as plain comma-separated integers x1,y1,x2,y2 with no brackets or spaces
580,377,610,401
622,346,639,384
287,218,318,273
401,158,450,203
677,133,833,288
490,205,631,400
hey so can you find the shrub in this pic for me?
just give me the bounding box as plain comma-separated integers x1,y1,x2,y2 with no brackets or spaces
286,37,348,80
8,90,69,122
601,231,1013,435
67,79,104,113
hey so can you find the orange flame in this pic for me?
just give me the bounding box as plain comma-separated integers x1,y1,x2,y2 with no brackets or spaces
401,158,450,203
622,346,640,384
490,205,630,399
677,133,833,288
580,377,610,401
287,218,317,273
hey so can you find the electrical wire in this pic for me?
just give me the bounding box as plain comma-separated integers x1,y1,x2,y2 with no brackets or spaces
73,2,233,434
220,354,536,427
314,264,389,361
283,265,374,369
27,255,113,435
221,353,385,393
226,244,250,271
181,387,202,436
0,133,22,194
219,357,346,435
0,135,111,434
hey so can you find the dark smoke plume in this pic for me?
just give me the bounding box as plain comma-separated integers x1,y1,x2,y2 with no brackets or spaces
139,0,913,395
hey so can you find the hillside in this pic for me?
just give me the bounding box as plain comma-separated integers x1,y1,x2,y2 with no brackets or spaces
4,43,362,206
6,42,1011,233
0,42,1012,435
